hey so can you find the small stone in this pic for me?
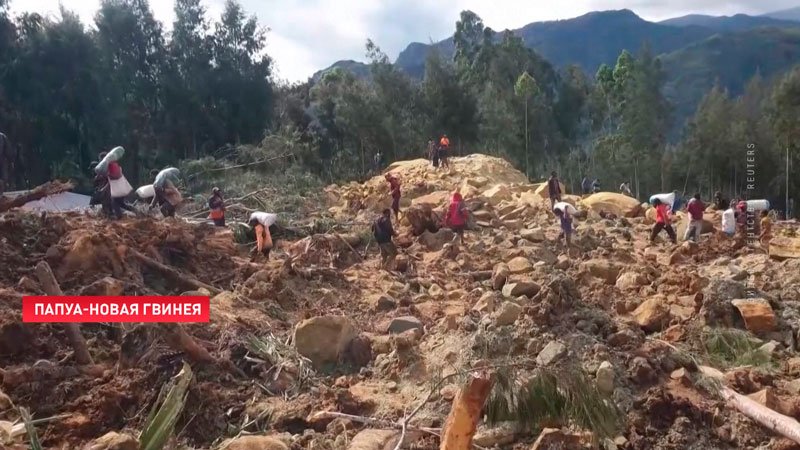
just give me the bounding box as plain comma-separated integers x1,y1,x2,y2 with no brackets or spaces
607,329,639,347
501,280,541,298
492,263,510,290
473,422,517,447
670,368,689,383
758,340,780,356
785,379,800,395
493,302,522,327
555,254,570,270
531,428,592,450
442,314,458,331
473,291,497,314
596,361,615,394
629,357,656,384
375,294,397,312
388,316,423,334
536,341,567,366
521,228,546,243
787,357,800,376
0,389,12,409
428,284,444,298
731,298,776,333
615,272,648,291
507,256,533,274
84,432,139,450
447,289,468,301
440,384,458,401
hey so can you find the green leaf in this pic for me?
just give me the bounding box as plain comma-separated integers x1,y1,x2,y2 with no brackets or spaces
19,407,42,450
138,362,193,450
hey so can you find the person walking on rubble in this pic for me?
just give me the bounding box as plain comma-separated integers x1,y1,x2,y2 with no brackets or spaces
547,171,562,210
208,187,226,227
249,211,278,261
650,198,677,244
684,193,704,242
385,172,401,220
553,202,576,247
372,208,398,270
150,168,182,218
445,192,470,245
94,150,135,219
439,134,451,169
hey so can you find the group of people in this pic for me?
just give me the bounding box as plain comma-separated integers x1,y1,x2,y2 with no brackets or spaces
427,135,451,170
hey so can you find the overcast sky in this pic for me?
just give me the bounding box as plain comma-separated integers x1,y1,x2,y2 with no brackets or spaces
10,0,800,82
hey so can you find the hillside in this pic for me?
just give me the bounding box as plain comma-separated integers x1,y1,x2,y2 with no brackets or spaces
662,27,800,128
4,155,800,449
763,6,800,22
660,13,799,30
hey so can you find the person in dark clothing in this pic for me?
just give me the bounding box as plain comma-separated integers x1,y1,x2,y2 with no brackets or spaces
650,198,677,244
372,209,398,270
684,193,704,242
591,179,600,193
385,173,401,219
547,171,562,209
150,169,177,217
208,187,225,226
581,175,592,194
714,191,729,211
89,167,114,217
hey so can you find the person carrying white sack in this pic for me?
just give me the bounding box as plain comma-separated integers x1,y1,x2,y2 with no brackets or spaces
94,146,134,219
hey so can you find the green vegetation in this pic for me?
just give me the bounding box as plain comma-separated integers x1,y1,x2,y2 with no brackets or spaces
702,328,775,370
139,362,193,450
2,1,800,213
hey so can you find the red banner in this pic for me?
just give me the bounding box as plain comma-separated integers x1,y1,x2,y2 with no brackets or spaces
22,296,210,323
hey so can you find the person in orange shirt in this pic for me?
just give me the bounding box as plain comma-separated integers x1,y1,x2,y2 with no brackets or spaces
207,187,225,226
439,135,451,169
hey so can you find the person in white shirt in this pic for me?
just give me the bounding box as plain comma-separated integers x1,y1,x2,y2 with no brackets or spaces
248,212,278,261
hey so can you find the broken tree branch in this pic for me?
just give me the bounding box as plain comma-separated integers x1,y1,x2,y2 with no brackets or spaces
0,181,74,212
440,374,493,450
130,249,221,295
34,261,94,365
722,386,800,445
335,233,363,261
186,152,292,181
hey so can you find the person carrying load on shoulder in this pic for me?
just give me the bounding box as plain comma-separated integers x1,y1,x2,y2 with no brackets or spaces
249,212,278,261
208,187,225,226
372,208,397,270
650,198,677,244
95,147,134,219
385,172,401,220
150,167,182,218
445,192,470,245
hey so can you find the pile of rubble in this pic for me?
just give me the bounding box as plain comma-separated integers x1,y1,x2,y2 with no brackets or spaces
1,154,800,450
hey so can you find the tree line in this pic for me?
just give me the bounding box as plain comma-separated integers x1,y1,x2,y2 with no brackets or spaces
1,3,799,214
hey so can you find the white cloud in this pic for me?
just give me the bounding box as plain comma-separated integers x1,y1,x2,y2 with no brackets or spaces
10,0,799,82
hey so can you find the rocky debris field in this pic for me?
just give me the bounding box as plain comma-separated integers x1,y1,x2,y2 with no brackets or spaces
2,154,800,449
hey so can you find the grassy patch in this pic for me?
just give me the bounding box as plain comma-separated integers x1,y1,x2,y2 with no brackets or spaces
702,328,774,370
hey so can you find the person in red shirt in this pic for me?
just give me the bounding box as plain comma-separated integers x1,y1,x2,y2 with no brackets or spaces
445,192,469,244
650,198,677,244
385,173,401,219
684,193,704,242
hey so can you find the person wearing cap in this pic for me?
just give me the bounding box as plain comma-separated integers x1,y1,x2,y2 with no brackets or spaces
248,212,278,261
207,187,225,226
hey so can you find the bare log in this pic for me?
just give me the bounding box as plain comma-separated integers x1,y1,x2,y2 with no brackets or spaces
440,374,493,450
722,386,800,444
34,261,94,365
159,323,216,364
130,249,221,295
0,180,74,212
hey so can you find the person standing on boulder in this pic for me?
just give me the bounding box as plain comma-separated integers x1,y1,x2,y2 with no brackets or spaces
372,208,397,270
385,172,401,220
445,192,470,245
650,198,677,244
547,171,562,209
208,187,225,226
684,193,704,242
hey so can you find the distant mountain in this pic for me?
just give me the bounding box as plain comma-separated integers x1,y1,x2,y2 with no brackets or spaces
663,27,800,129
660,13,798,30
316,9,800,81
311,60,371,83
762,6,800,22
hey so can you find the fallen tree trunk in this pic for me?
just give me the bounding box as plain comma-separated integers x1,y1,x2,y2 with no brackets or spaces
722,386,800,444
130,249,221,295
440,374,493,450
0,180,74,212
34,261,94,365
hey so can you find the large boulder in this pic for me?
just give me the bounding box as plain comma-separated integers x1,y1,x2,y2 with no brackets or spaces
536,341,567,366
632,296,671,332
388,316,424,334
482,185,513,206
731,299,777,333
616,272,648,291
348,429,401,450
403,204,440,236
582,192,642,217
294,316,358,367
418,228,455,251
520,228,546,243
219,436,289,450
581,260,622,284
770,236,800,259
